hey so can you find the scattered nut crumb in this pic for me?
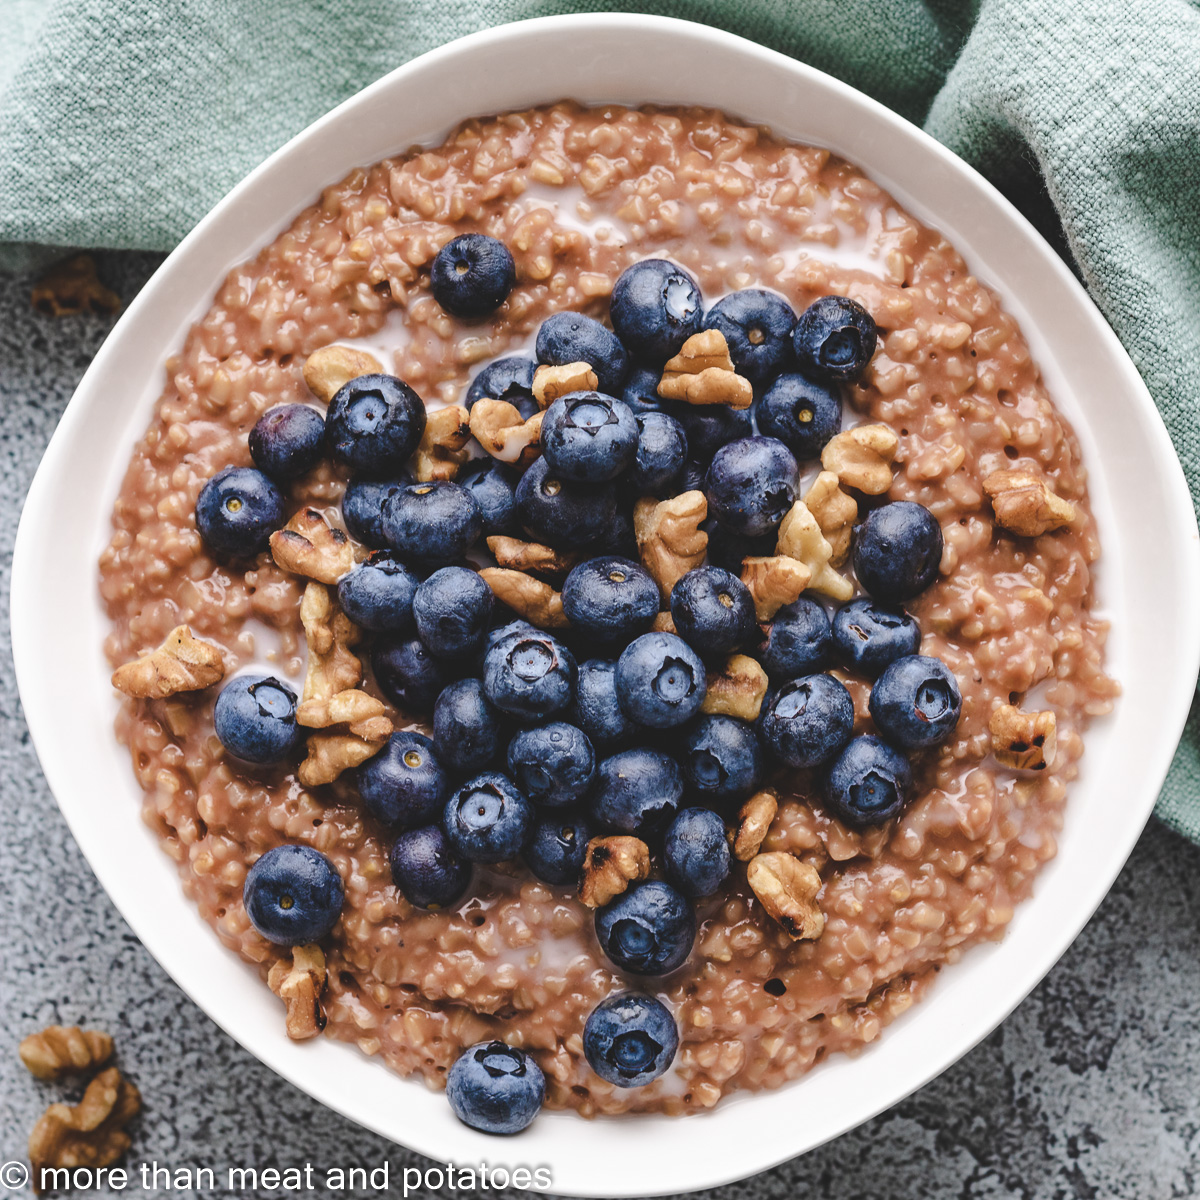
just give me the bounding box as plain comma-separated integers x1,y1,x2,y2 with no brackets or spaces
477,568,569,629
299,583,363,703
579,836,651,907
821,423,899,495
983,468,1077,537
732,791,778,862
31,254,120,318
303,344,383,404
803,471,857,567
656,329,753,409
111,625,225,699
776,500,853,601
487,536,580,577
702,654,769,721
267,944,328,1040
19,1027,113,1081
989,704,1057,771
414,405,471,481
532,361,598,409
468,399,544,467
633,490,708,601
740,556,811,621
270,508,361,585
747,852,825,940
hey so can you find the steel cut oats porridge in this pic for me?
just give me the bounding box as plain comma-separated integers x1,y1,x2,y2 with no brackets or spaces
100,103,1118,1117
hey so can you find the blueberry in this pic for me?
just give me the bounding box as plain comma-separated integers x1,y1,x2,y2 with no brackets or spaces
483,628,576,722
389,824,472,909
412,566,494,660
705,437,798,538
446,1041,544,1135
760,598,833,680
342,477,404,548
443,771,533,862
522,810,593,885
583,993,679,1087
869,654,962,750
372,636,453,714
571,659,637,749
356,731,448,827
514,456,617,550
824,734,912,827
629,412,688,495
663,807,731,898
536,311,629,395
590,747,683,839
214,675,303,764
792,295,878,383
668,402,752,463
433,678,504,775
705,520,776,574
248,404,326,479
853,501,943,603
669,566,756,662
459,459,518,536
507,722,596,807
758,674,854,768
621,364,664,414
615,633,707,729
561,556,659,648
382,481,482,565
465,355,538,417
326,375,426,477
755,373,842,460
591,502,639,559
243,844,344,945
485,619,538,654
594,880,695,975
195,467,284,559
703,288,796,385
681,715,763,802
541,392,639,483
610,259,704,365
336,551,419,633
682,458,709,494
431,234,516,319
831,598,921,677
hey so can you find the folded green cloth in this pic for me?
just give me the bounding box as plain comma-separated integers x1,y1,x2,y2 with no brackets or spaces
4,0,1199,838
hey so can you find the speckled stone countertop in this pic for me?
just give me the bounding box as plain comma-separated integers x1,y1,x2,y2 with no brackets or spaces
3,253,1200,1200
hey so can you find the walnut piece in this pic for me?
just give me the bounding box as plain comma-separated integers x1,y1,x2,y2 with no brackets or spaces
32,253,120,317
821,423,899,495
803,471,858,567
28,1067,140,1189
747,851,825,940
414,404,471,482
656,329,753,409
652,611,678,634
732,791,778,862
299,731,389,787
468,399,544,467
270,508,360,585
983,469,1077,537
532,361,598,409
302,344,383,404
702,654,769,721
989,704,1057,771
111,625,225,699
297,688,388,731
579,836,651,908
300,583,363,703
776,500,854,601
478,568,569,629
19,1027,113,1081
633,490,708,601
740,556,811,621
267,944,328,1040
487,536,580,577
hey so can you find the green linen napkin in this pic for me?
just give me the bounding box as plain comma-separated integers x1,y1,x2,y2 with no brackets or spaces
4,0,1199,838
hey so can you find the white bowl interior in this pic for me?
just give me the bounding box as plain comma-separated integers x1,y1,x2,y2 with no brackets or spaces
11,14,1200,1197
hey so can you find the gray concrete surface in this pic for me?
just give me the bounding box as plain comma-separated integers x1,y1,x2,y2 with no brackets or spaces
3,252,1200,1200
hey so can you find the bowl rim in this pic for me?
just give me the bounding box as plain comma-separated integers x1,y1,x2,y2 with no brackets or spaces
12,12,1200,1197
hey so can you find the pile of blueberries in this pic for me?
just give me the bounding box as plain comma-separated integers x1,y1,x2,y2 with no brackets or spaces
195,233,962,1133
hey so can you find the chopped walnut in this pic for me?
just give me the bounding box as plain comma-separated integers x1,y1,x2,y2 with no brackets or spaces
732,791,778,862
271,508,361,585
28,1067,140,1189
983,469,1077,537
652,611,677,634
656,329,753,409
302,344,384,404
468,399,544,468
297,688,387,730
989,704,1057,771
579,836,651,908
820,423,899,495
267,944,328,1040
477,568,569,629
803,471,858,567
532,361,598,408
747,851,825,940
633,490,708,601
299,583,363,703
111,625,225,699
486,536,580,577
299,731,388,787
702,654,769,721
414,405,471,481
31,254,120,318
776,500,854,601
740,556,811,621
19,1027,113,1081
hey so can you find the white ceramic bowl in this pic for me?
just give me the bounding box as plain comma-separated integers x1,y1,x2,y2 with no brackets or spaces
12,13,1200,1196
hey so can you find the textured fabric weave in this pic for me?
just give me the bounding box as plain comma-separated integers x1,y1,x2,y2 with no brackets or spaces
4,0,1199,837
